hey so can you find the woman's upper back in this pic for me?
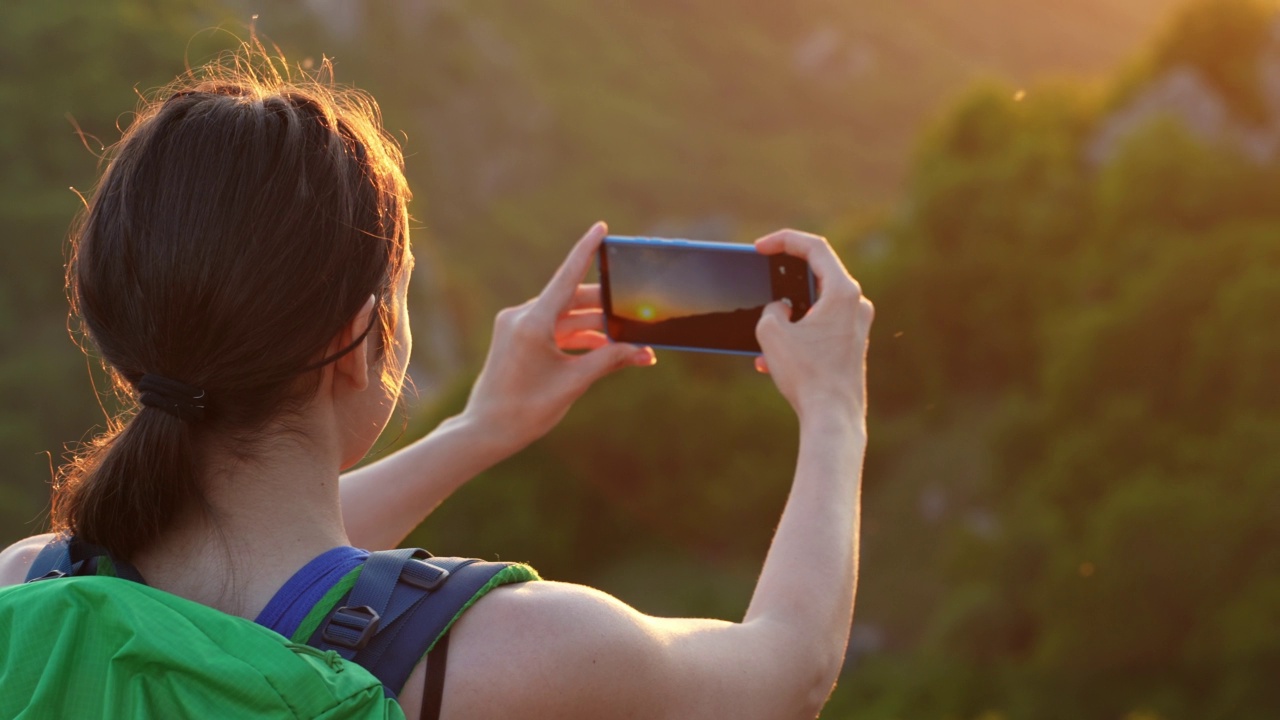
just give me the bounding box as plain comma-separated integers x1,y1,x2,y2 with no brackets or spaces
0,532,825,720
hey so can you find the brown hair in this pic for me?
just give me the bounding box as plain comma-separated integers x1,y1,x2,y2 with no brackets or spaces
51,45,411,560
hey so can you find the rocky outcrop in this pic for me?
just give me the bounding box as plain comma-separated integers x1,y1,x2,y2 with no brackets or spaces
1088,20,1280,166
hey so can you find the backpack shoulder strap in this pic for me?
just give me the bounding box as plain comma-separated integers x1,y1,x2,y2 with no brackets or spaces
25,537,73,582
308,549,537,696
24,536,146,584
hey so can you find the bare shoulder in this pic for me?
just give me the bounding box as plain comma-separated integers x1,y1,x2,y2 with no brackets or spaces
0,533,56,587
439,580,669,720
455,579,653,637
434,580,813,720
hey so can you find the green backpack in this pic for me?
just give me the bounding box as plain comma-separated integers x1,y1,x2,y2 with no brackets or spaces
0,541,539,719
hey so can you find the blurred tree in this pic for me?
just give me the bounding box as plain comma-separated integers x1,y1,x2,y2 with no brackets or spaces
850,1,1280,715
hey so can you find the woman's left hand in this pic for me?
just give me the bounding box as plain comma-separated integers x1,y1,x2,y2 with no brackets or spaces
461,222,656,455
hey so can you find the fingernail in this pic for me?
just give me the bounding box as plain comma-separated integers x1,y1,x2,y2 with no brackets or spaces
636,348,656,366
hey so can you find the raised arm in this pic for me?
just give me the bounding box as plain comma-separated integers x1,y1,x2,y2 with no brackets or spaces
340,223,655,550
418,229,873,720
742,228,871,676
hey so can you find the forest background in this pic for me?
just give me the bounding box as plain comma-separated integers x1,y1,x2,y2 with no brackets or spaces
2,1,1278,718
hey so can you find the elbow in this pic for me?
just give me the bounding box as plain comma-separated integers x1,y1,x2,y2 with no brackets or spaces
801,650,845,717
776,637,846,719
741,616,853,718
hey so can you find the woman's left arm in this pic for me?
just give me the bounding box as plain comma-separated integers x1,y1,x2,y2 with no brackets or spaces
338,411,519,551
340,222,654,550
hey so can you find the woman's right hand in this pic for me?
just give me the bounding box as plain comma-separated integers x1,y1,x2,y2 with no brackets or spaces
753,230,874,427
460,222,655,457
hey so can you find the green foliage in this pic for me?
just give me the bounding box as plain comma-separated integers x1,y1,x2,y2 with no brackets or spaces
872,81,1098,403
839,0,1280,716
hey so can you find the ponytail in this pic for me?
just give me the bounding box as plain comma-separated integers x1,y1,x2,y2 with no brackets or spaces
53,404,202,560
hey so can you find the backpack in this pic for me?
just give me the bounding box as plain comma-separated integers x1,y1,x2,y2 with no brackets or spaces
0,538,539,719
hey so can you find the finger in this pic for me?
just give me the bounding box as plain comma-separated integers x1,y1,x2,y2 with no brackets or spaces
756,299,793,348
570,284,602,311
577,342,656,383
555,310,605,341
533,222,608,320
754,229,854,293
759,299,793,326
560,330,610,351
754,355,770,374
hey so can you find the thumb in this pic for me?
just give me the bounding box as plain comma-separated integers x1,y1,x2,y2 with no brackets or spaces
761,298,793,323
756,299,793,340
577,342,656,384
756,299,794,355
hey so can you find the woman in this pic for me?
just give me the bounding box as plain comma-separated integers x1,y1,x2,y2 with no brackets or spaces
0,48,873,719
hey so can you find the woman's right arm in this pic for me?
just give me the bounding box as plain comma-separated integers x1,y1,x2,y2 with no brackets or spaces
435,230,873,720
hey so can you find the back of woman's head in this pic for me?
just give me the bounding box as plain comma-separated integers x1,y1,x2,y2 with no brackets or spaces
52,45,411,560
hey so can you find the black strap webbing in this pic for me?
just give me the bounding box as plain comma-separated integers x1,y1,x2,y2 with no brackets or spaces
420,632,450,720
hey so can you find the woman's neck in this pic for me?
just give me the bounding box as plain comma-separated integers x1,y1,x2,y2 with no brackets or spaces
130,429,351,620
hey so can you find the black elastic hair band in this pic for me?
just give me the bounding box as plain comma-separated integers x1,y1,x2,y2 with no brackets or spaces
138,374,206,423
135,306,379,424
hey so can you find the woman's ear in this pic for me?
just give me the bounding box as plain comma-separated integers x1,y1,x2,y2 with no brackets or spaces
332,295,377,392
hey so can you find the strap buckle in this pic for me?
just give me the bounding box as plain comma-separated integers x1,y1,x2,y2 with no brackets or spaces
401,560,450,591
322,605,382,651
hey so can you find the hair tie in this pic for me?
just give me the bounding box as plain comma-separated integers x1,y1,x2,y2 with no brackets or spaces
138,374,206,423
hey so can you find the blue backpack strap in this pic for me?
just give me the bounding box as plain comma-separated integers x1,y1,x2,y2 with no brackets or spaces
309,550,522,696
25,537,73,582
354,557,507,693
24,536,146,584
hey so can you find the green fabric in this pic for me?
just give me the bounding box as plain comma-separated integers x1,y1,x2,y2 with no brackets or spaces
292,566,364,644
95,555,117,577
0,577,405,720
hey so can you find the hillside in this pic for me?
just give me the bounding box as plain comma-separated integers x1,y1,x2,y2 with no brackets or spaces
0,0,1187,550
287,0,1186,346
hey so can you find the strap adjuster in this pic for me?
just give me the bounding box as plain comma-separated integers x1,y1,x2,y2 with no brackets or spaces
322,605,382,651
401,560,450,591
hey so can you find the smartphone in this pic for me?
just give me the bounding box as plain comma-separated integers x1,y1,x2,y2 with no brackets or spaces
598,235,816,355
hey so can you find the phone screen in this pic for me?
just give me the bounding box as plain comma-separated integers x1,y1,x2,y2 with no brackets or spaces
599,236,813,354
